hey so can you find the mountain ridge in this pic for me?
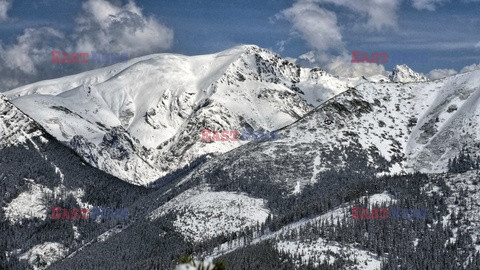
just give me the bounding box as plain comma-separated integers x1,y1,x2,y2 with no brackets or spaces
5,45,349,185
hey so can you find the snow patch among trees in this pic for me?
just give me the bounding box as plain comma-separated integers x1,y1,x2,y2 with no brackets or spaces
150,186,270,243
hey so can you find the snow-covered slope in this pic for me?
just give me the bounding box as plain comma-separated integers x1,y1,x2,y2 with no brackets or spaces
288,68,480,176
276,238,382,270
149,186,269,243
0,94,46,147
5,45,348,186
294,68,480,174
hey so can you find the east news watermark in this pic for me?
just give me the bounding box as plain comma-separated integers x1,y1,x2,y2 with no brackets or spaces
51,51,129,65
351,207,428,220
201,129,278,142
351,51,430,64
51,207,128,220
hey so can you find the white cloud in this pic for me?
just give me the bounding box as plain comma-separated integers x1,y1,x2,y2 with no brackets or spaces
0,27,69,89
0,0,174,91
279,0,392,78
278,0,402,53
427,68,457,80
299,51,316,63
280,1,343,52
284,57,298,64
276,40,287,52
314,0,402,30
327,54,388,78
1,28,66,75
74,0,174,56
411,0,447,11
460,63,480,73
0,0,12,21
411,0,479,10
277,0,401,78
297,50,387,78
475,41,480,48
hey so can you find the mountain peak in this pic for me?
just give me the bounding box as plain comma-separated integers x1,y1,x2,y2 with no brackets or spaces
221,44,263,55
232,44,279,59
389,64,428,83
237,44,261,50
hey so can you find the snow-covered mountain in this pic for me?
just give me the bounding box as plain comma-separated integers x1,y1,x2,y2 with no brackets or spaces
178,68,480,194
5,45,349,186
389,64,428,83
2,46,480,269
308,68,480,174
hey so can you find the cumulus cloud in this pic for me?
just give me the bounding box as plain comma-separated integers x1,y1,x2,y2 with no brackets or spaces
427,68,457,80
0,0,173,91
280,1,343,52
314,0,402,30
296,50,387,78
0,0,12,21
74,0,173,56
278,0,392,78
2,28,67,75
277,0,402,55
460,63,480,73
0,27,71,90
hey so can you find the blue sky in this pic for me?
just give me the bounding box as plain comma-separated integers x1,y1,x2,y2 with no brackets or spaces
0,0,479,90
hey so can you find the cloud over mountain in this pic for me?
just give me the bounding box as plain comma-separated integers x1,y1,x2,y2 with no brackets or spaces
0,0,173,91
